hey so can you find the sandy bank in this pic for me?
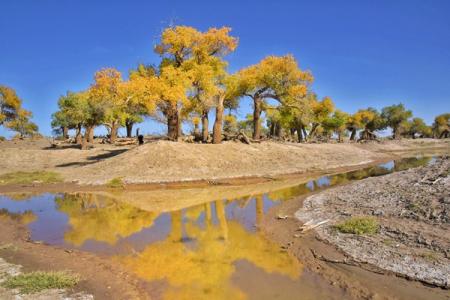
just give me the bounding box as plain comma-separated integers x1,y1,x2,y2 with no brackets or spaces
0,138,448,186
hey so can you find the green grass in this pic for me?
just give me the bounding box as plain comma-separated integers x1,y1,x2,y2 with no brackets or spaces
334,216,379,235
1,271,79,294
106,177,124,188
0,171,63,185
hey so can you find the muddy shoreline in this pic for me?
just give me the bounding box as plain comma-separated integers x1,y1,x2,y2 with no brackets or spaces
279,158,450,298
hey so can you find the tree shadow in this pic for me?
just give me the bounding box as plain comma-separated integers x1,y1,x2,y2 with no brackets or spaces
86,149,128,161
55,149,128,168
43,144,82,150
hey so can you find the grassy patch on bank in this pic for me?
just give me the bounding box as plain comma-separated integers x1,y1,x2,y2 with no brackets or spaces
106,177,124,188
1,271,79,294
334,216,379,235
0,171,62,185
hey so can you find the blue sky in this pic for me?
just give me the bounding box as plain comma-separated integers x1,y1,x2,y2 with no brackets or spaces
1,0,449,137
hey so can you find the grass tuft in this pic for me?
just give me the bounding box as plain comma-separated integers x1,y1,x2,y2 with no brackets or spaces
334,216,379,235
0,171,62,185
106,177,124,188
1,271,79,294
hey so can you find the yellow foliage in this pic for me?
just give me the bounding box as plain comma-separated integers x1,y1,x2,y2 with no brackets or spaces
354,109,375,126
238,54,313,104
0,85,23,125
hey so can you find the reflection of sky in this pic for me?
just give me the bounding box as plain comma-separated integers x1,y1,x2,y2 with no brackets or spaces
225,195,278,232
378,161,394,171
0,193,70,244
316,176,331,187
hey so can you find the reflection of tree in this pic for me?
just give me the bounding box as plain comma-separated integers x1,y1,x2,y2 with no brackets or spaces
55,193,159,246
117,201,302,300
0,209,36,224
1,193,43,201
266,184,311,202
394,157,431,171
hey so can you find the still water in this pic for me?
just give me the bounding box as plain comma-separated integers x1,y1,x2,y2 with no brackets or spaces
0,156,435,300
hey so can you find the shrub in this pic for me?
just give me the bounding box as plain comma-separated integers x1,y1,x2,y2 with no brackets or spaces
106,177,124,188
334,216,379,235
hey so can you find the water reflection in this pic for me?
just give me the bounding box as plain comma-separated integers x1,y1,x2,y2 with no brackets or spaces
0,156,437,299
117,202,301,300
55,193,159,246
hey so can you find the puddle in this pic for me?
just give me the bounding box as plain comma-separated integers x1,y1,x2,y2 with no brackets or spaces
0,156,436,299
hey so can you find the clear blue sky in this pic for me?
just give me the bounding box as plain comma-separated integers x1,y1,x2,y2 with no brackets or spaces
1,0,449,137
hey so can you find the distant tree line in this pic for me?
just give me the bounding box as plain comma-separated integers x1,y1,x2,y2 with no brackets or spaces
1,26,449,145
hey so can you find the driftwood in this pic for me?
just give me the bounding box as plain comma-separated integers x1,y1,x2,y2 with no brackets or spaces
114,138,137,146
239,131,251,144
297,219,330,233
222,131,252,144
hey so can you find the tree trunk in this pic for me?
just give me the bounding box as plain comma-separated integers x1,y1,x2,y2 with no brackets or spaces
75,124,82,144
269,122,275,137
439,130,449,139
201,109,209,143
167,107,179,141
350,128,356,141
309,123,318,139
253,97,262,140
212,97,224,144
274,122,281,137
126,121,133,138
193,123,200,139
177,110,183,138
62,126,69,139
296,126,303,142
110,122,118,143
393,126,400,139
81,126,92,150
88,127,94,143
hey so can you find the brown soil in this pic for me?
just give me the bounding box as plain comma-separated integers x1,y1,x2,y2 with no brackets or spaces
0,137,448,187
0,214,153,299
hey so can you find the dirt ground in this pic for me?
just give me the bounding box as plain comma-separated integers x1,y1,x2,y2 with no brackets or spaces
292,158,450,292
0,213,152,299
0,137,448,186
